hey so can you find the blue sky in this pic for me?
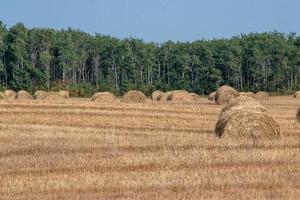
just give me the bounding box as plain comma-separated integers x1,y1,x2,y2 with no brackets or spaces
0,0,299,42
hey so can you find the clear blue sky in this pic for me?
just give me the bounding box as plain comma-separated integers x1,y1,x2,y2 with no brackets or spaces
0,0,299,42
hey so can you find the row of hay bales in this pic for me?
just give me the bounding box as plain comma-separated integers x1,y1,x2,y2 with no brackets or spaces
91,90,202,103
0,90,69,100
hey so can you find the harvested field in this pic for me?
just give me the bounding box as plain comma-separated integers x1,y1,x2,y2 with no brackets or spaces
0,96,299,199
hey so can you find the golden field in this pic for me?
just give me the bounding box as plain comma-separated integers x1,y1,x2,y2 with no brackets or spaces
0,96,299,199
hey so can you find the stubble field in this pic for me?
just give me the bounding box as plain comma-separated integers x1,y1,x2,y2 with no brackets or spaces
0,96,299,199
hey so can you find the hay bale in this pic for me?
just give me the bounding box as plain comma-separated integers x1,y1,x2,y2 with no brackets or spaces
215,95,281,139
215,86,240,105
240,92,256,99
256,91,269,100
34,91,64,101
4,90,16,99
190,92,201,101
91,92,116,103
208,92,216,101
151,90,164,101
294,91,300,98
59,90,69,99
0,92,6,100
34,91,47,99
122,90,147,103
160,91,173,101
166,90,194,102
16,90,33,100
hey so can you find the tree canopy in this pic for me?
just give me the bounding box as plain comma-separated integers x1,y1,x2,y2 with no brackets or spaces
0,21,299,96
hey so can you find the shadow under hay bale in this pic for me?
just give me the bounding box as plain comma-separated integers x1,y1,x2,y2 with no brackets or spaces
256,91,269,100
294,91,300,98
208,92,216,101
4,90,16,99
91,92,116,103
151,90,164,101
16,91,33,100
297,108,300,122
215,86,239,105
122,90,147,103
215,95,281,140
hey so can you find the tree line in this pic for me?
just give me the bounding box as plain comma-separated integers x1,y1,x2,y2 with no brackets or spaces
0,21,299,96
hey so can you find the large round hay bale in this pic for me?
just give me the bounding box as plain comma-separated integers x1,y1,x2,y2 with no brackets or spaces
208,92,216,101
167,90,194,102
151,90,164,101
215,86,240,105
294,91,300,98
4,90,16,99
215,96,281,139
0,92,6,100
190,92,201,101
59,90,69,98
122,90,147,103
256,91,269,100
91,92,116,103
16,90,33,100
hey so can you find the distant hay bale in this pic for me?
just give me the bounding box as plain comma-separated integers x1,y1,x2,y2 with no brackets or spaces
215,86,240,105
240,92,256,99
215,95,281,139
294,91,300,98
167,90,194,102
151,90,164,101
91,92,116,103
256,91,269,100
0,92,6,99
122,90,147,103
190,92,201,101
160,91,173,101
16,90,33,100
59,90,69,99
34,91,64,101
208,92,216,101
4,90,16,99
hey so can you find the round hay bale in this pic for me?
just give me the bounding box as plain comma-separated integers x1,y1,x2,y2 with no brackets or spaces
16,90,33,100
122,90,147,103
151,90,164,101
0,92,6,100
166,90,194,102
256,91,269,100
215,96,281,140
4,90,16,99
294,91,300,98
91,92,116,103
190,92,201,101
42,92,65,101
59,90,69,99
160,91,173,101
208,92,216,101
215,86,240,105
34,91,47,100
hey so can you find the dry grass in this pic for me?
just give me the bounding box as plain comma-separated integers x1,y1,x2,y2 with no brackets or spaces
0,96,299,199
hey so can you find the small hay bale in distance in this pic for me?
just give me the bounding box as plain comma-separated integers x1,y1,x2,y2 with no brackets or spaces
34,91,47,99
59,90,69,98
160,91,173,101
16,90,33,100
190,92,201,101
256,91,269,100
294,91,300,98
208,92,216,101
91,92,116,103
122,90,147,103
151,90,164,101
240,92,256,99
4,90,16,99
215,86,240,105
215,95,281,140
35,91,65,101
167,90,194,102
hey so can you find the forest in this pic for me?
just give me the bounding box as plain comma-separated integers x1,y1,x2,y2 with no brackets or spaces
0,21,299,96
